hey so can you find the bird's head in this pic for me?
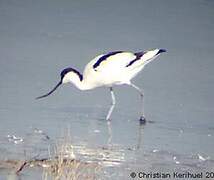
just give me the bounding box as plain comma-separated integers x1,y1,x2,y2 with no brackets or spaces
36,67,83,99
60,67,83,84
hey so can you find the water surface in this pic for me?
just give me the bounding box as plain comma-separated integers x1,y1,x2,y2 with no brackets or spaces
0,0,214,179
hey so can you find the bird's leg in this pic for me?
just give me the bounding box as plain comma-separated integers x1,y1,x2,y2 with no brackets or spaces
106,87,116,121
129,83,146,124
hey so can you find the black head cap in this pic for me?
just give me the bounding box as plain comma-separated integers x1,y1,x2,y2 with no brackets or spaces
60,67,83,81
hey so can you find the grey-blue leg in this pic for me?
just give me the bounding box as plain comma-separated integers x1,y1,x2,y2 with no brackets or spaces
129,83,146,124
106,87,116,121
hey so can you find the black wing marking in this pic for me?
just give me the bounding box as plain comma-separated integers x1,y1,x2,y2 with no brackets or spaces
93,51,123,71
126,51,145,67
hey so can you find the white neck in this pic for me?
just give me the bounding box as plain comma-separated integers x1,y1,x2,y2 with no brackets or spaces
71,78,92,90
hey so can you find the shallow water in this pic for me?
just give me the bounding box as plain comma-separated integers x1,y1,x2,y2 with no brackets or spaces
0,0,214,179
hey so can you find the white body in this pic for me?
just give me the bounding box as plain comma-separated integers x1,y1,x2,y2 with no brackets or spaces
37,48,166,121
63,49,162,90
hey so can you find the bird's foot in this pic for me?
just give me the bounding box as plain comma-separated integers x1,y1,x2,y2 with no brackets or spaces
139,116,146,125
106,118,111,122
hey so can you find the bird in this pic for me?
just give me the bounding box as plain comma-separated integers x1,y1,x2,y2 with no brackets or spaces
36,48,166,122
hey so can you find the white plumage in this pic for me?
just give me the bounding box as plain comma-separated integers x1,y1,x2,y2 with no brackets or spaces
37,48,166,122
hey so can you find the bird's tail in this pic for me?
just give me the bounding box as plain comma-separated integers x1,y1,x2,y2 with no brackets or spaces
140,48,166,65
126,49,166,70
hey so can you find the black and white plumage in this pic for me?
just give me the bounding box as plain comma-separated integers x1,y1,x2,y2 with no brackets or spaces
37,48,166,122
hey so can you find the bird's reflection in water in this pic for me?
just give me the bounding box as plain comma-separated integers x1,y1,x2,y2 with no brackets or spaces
107,121,113,146
105,119,145,150
136,121,145,150
71,117,146,168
